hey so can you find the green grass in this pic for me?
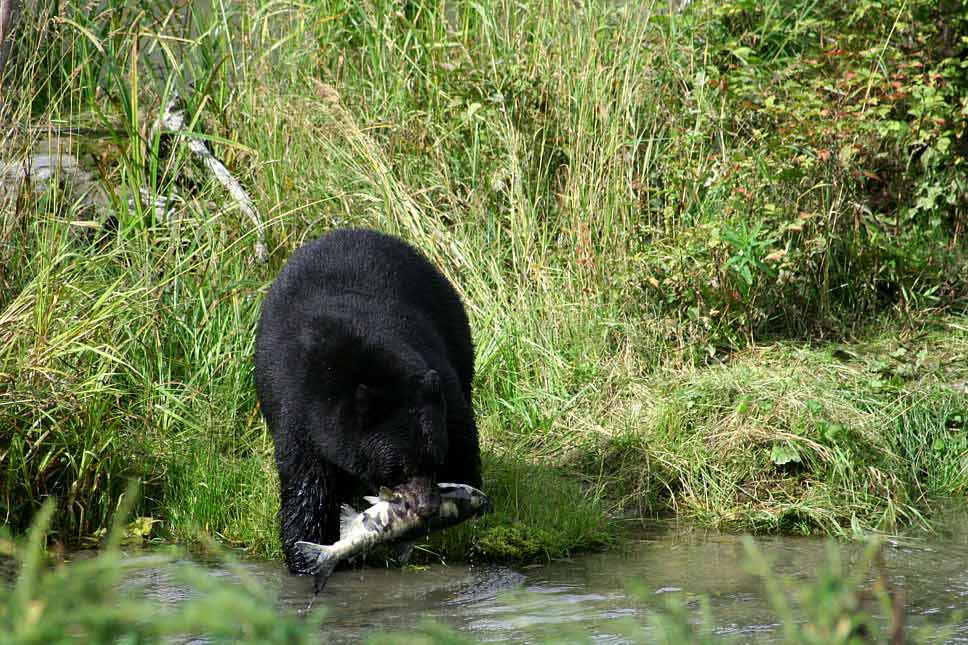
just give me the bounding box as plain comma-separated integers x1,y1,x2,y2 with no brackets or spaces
0,497,325,644
1,0,966,566
426,452,615,561
587,323,968,535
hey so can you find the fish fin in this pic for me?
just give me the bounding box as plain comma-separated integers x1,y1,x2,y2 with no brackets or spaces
339,504,358,540
378,486,396,501
393,540,416,565
363,495,381,505
362,513,381,532
294,541,338,593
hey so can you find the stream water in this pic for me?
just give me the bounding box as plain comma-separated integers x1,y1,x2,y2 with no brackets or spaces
128,504,968,643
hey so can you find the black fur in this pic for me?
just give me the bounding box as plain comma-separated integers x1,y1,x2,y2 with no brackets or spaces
254,229,482,573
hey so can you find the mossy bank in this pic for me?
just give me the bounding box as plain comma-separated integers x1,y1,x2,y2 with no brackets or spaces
1,0,966,562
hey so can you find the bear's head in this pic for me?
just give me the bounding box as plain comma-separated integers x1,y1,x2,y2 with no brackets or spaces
299,321,449,516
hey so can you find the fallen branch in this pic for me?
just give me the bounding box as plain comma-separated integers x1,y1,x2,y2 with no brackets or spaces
0,122,120,137
158,92,268,263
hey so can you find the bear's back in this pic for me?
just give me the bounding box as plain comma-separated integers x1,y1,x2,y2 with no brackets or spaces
282,229,458,310
258,229,474,400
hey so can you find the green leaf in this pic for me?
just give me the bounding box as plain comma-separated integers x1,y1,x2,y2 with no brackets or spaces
739,264,753,286
771,444,801,466
824,423,845,444
730,46,756,64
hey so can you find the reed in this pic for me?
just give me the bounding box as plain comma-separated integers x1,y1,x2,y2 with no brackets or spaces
1,0,965,563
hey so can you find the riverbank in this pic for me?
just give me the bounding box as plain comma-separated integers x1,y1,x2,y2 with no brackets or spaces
2,0,966,563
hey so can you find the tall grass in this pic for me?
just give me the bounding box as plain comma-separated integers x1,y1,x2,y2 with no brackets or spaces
1,0,966,563
589,331,968,535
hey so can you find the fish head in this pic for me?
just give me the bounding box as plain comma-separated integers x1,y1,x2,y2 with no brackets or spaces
437,482,492,518
352,368,449,506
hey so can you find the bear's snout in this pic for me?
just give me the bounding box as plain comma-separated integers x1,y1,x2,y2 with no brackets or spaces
362,432,436,490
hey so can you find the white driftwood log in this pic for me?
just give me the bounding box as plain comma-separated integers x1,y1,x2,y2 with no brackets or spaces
0,151,176,225
158,93,268,263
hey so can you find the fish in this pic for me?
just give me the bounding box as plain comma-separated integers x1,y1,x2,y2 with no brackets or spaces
294,482,492,592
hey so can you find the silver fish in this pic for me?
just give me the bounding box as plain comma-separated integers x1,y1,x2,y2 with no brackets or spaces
295,482,491,592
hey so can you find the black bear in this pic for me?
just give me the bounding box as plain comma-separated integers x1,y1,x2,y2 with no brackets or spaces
254,228,482,573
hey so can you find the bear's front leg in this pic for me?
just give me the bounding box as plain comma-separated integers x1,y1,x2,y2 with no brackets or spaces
277,456,342,574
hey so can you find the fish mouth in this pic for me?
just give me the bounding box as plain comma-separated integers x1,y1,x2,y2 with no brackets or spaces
437,482,493,517
463,487,492,518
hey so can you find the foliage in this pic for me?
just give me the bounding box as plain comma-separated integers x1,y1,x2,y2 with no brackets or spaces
0,496,324,644
590,323,968,535
0,0,966,563
637,0,968,346
426,453,615,562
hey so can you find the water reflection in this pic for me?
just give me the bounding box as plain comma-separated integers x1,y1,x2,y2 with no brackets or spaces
129,503,968,643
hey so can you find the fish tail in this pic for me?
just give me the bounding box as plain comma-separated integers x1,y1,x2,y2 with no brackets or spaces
294,541,338,593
